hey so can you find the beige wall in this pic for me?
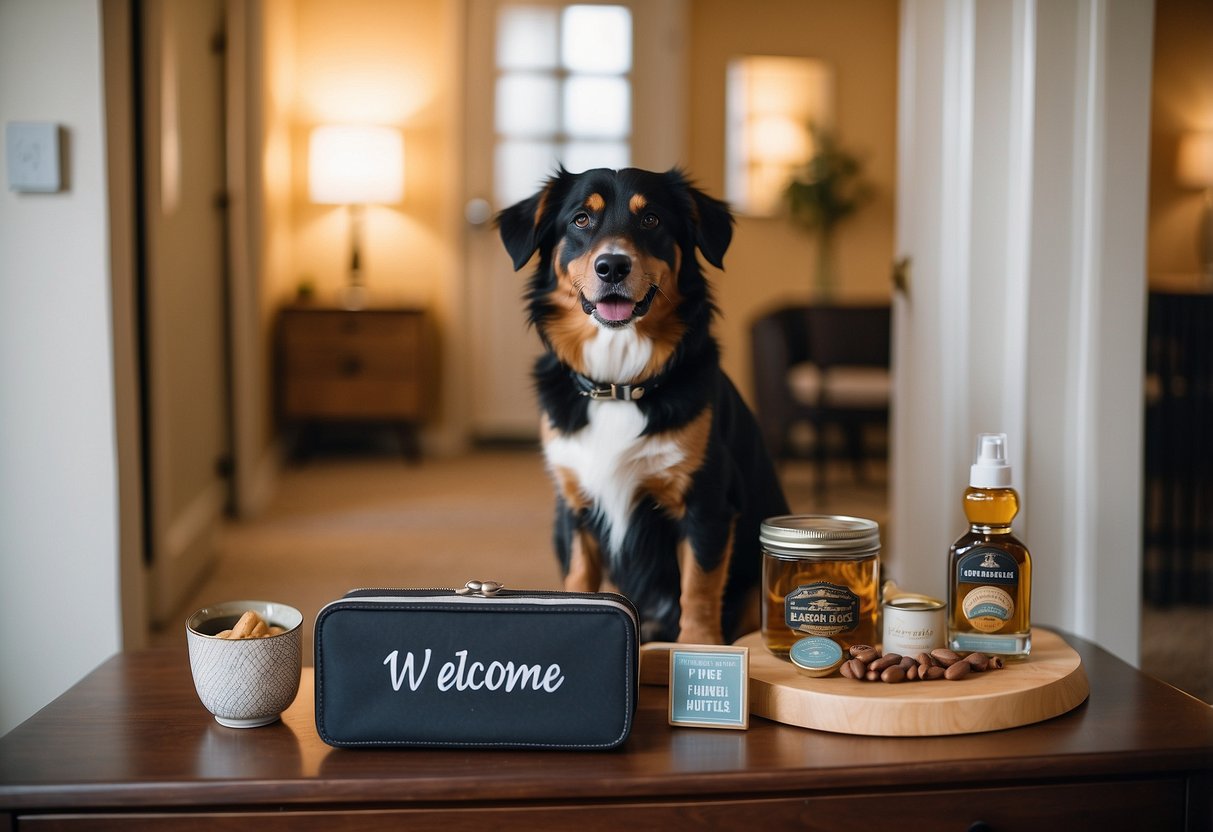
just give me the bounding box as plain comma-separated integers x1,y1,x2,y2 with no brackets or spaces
687,0,900,398
1148,0,1213,289
289,0,460,311
258,0,299,442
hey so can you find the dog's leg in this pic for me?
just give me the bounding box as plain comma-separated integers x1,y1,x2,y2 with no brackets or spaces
676,519,736,645
564,527,603,593
548,460,603,593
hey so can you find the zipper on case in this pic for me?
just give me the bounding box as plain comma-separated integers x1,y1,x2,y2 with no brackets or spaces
342,587,456,598
335,584,639,624
343,584,634,605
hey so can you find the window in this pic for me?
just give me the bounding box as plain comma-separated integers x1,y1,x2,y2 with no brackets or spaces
494,4,633,207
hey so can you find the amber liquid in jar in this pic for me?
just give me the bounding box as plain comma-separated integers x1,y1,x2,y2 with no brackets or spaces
947,486,1032,658
762,553,880,657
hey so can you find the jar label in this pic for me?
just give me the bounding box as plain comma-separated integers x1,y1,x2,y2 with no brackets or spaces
785,582,859,636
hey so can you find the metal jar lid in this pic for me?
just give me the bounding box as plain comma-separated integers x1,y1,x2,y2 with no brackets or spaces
759,514,881,560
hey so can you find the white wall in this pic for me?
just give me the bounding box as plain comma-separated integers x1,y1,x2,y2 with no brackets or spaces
0,0,123,736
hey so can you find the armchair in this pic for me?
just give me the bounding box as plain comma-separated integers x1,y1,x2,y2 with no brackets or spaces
750,304,891,497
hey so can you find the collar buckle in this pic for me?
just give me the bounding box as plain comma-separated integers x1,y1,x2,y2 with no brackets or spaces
586,382,645,401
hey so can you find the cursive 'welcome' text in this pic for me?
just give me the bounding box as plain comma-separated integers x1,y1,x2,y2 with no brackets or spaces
383,649,565,694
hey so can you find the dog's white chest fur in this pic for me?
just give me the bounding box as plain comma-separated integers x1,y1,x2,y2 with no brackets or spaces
543,327,686,554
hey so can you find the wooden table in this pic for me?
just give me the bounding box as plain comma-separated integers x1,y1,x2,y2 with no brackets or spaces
2,634,1211,831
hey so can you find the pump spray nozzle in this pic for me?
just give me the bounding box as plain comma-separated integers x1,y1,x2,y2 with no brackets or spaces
970,432,1013,488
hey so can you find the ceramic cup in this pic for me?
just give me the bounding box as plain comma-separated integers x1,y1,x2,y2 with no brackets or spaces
186,600,303,728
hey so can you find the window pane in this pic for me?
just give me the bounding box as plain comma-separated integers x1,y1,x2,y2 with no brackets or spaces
496,73,559,137
497,6,558,70
495,140,559,207
563,76,630,139
560,141,629,174
561,6,631,74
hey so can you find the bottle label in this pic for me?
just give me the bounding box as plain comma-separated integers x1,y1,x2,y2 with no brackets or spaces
957,549,1018,633
957,549,1018,585
785,582,859,636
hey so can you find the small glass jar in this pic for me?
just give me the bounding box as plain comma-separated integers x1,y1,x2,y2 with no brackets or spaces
760,515,881,658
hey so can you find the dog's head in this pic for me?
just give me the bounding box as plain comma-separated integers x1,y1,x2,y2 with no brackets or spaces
497,168,733,375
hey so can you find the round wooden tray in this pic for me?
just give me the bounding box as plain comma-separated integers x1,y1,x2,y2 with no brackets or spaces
735,627,1089,736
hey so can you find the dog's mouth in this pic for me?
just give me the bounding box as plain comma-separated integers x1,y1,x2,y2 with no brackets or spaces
579,284,659,328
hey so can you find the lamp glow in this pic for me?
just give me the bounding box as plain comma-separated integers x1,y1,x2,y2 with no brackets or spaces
726,56,832,217
309,125,404,205
1176,131,1213,284
1177,132,1213,189
307,125,404,309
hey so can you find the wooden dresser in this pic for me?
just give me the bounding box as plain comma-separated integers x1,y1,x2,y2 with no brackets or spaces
277,307,427,459
1,632,1211,830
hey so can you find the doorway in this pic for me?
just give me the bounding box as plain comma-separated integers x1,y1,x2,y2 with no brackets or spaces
461,0,687,439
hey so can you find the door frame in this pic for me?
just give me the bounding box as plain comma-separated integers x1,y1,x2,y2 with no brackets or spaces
134,0,236,626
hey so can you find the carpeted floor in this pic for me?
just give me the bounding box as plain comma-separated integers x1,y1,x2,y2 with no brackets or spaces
151,448,1212,704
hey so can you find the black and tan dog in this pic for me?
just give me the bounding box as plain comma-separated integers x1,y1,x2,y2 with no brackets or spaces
497,167,789,644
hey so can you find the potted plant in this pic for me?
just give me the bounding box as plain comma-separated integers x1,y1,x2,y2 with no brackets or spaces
784,125,873,300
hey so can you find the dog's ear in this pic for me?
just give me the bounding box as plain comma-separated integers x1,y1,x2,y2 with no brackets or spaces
496,171,567,271
666,169,734,269
496,192,545,271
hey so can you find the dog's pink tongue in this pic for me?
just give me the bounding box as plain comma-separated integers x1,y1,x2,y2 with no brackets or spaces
595,299,634,322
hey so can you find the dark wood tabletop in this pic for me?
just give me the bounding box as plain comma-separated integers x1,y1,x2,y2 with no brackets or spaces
2,631,1211,831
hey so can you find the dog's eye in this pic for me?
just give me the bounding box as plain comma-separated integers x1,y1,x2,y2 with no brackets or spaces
572,212,591,229
641,213,660,230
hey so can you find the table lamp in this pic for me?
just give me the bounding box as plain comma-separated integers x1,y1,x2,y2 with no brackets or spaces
308,125,405,309
1176,131,1213,284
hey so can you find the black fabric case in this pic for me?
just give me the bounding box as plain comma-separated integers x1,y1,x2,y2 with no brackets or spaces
314,586,639,750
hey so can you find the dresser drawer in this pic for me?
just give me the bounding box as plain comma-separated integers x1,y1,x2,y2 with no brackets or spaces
279,309,421,341
276,307,428,424
282,342,418,380
281,312,420,361
282,377,422,420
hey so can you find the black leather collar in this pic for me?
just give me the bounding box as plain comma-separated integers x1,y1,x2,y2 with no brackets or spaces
570,370,660,402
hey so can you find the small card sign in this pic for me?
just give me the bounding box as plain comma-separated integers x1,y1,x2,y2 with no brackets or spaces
668,645,749,730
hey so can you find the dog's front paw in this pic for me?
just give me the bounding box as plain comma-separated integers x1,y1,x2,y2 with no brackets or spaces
676,625,723,646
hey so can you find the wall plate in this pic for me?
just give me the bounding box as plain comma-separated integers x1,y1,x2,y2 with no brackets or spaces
6,122,61,193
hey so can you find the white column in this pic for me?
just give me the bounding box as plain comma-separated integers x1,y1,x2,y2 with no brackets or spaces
891,0,1152,662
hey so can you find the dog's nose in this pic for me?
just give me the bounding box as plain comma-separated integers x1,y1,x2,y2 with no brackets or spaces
594,253,632,284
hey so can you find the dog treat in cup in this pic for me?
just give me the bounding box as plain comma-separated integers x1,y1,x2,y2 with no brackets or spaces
186,600,303,728
760,515,881,658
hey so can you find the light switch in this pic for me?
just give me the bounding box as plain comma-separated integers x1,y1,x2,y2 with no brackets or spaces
5,122,61,193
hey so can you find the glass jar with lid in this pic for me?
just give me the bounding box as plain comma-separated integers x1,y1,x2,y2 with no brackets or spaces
760,515,881,658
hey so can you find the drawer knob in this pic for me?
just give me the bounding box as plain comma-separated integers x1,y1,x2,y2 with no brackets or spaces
340,356,364,376
967,823,992,832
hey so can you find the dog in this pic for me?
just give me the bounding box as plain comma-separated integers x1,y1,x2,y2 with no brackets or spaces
497,167,789,644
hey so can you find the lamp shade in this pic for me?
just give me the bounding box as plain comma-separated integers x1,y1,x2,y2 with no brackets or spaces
1176,131,1213,189
308,125,404,205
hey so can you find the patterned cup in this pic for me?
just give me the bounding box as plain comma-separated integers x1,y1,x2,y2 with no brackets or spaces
186,600,303,728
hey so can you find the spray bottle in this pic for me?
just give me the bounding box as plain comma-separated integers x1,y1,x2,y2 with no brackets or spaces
947,433,1032,658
